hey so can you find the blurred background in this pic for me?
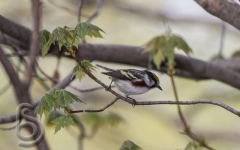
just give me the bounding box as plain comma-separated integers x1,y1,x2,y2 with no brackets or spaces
0,0,240,149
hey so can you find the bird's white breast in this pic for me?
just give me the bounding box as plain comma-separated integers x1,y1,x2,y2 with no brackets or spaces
113,80,150,96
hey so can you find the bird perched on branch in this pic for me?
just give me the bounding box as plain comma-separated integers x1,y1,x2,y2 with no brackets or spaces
96,64,162,105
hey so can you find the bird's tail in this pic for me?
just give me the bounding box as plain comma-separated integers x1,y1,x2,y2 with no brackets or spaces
96,64,114,71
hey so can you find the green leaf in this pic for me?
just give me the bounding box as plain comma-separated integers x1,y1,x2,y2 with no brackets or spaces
39,23,104,58
184,141,201,150
75,22,105,40
163,36,175,67
50,27,73,50
143,36,166,69
72,64,85,81
119,140,142,150
75,22,89,40
172,34,192,55
81,60,96,72
231,50,240,58
51,116,75,134
39,29,51,57
51,88,84,108
36,88,84,117
45,111,64,126
72,61,96,81
143,27,192,70
143,36,166,52
35,93,56,118
88,23,105,38
64,26,79,48
151,48,165,70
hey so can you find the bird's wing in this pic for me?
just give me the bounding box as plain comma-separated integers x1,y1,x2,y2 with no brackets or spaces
102,71,131,80
128,69,145,79
96,64,114,71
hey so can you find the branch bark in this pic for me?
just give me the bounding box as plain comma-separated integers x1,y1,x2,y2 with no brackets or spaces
76,44,240,90
0,46,21,86
0,15,31,47
86,0,103,23
24,0,41,86
1,15,240,89
0,39,48,150
195,0,240,30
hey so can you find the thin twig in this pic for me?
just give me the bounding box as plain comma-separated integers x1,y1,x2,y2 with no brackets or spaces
35,62,58,83
170,74,188,130
86,0,103,23
169,69,214,150
218,21,226,58
35,74,51,91
71,96,119,113
79,65,240,117
24,0,41,86
65,98,240,118
0,98,238,124
78,0,84,22
0,46,22,89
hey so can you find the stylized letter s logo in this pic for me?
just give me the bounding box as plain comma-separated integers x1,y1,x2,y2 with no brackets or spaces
16,103,45,147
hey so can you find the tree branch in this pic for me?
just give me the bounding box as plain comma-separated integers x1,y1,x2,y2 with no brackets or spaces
1,15,240,88
195,0,240,30
0,15,31,47
86,0,103,23
0,33,28,49
77,0,84,22
24,0,41,86
0,47,21,86
71,96,119,113
69,99,240,117
76,44,240,90
69,85,115,93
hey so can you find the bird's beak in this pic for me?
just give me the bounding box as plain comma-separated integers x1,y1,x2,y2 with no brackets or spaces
157,85,162,91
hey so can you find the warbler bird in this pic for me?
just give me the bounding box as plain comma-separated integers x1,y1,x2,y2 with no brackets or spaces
96,64,162,101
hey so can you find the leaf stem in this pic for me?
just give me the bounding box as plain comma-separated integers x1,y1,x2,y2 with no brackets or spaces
168,68,214,150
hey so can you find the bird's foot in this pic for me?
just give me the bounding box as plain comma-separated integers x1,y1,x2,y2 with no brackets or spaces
127,96,136,107
106,85,111,91
106,79,113,91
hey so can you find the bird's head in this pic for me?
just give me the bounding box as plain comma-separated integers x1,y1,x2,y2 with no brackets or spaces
145,71,162,90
